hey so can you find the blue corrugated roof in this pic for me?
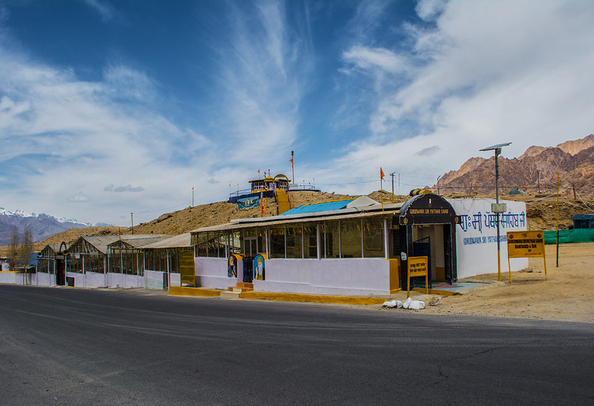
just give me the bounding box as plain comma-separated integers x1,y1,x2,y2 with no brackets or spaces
572,214,594,220
281,199,356,215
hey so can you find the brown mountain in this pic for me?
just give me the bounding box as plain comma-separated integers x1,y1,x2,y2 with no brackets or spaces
436,134,594,196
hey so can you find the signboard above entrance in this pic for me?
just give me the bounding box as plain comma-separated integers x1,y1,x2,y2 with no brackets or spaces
399,194,460,226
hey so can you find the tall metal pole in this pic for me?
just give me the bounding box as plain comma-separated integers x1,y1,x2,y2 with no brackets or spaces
481,142,511,282
556,172,559,268
291,151,295,185
390,172,395,201
131,213,134,235
495,148,501,282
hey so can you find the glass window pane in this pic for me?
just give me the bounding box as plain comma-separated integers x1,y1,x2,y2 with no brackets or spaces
197,233,208,257
341,219,362,258
207,232,218,257
229,231,241,255
303,224,317,259
323,222,339,258
363,217,385,258
286,225,303,258
270,226,285,258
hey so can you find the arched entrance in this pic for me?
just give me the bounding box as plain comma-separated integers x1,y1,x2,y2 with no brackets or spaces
397,194,459,286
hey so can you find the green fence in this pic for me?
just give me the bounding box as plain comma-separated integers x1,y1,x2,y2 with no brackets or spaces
544,229,594,244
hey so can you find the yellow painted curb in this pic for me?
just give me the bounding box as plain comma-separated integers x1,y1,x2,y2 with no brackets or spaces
238,291,387,305
168,286,222,297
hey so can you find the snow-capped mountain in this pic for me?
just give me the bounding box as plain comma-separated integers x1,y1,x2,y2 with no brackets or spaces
0,208,98,247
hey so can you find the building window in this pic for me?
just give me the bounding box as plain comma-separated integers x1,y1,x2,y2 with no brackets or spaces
207,232,219,257
286,225,303,258
323,222,339,258
340,219,362,258
303,224,317,259
270,226,285,258
363,217,384,258
196,233,208,257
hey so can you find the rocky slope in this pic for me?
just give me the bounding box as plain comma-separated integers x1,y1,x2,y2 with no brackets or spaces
436,134,594,196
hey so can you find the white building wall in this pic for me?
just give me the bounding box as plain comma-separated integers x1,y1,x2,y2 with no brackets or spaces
449,199,529,279
85,272,107,288
35,272,56,286
169,273,181,287
195,257,234,290
194,257,391,296
254,258,390,296
0,271,18,284
145,270,167,290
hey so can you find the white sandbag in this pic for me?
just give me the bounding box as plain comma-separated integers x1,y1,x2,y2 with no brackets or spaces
403,296,425,310
382,300,403,308
402,297,412,309
382,300,397,308
408,300,425,310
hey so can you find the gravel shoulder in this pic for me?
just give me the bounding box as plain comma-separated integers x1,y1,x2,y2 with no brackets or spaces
418,242,594,323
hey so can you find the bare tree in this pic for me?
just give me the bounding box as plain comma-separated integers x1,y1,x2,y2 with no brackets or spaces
20,228,34,272
9,228,19,271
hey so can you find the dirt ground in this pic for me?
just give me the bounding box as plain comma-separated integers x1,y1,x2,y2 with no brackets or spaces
408,242,594,323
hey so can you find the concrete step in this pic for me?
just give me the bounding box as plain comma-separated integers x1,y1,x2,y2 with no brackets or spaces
220,291,240,300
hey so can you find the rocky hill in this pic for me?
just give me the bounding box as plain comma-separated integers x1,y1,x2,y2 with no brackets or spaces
436,134,594,196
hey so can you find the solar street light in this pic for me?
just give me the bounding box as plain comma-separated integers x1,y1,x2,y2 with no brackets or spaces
480,142,512,282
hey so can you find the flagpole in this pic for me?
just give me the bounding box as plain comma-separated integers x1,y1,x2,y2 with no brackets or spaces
380,168,384,213
291,151,295,185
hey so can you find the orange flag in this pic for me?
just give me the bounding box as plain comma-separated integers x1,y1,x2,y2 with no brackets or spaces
380,167,385,180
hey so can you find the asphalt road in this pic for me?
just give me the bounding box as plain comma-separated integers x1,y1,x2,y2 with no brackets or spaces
1,285,593,405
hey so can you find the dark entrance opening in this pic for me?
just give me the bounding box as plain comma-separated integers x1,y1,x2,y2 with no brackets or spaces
397,194,460,286
56,258,65,286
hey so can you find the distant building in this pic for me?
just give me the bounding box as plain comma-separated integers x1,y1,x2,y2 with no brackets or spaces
572,214,594,229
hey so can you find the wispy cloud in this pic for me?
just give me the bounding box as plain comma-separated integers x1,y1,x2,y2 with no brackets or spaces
82,0,117,22
323,0,594,191
212,2,310,165
104,184,145,193
0,41,212,223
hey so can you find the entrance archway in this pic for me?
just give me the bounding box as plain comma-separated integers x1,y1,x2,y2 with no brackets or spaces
398,194,459,286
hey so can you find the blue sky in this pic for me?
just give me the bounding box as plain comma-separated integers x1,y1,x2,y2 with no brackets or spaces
1,0,593,226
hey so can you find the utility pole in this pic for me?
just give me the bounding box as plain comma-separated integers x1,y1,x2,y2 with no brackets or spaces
390,172,395,201
131,212,134,235
537,170,541,194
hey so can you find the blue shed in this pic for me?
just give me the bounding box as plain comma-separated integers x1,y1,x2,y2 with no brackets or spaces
572,214,594,229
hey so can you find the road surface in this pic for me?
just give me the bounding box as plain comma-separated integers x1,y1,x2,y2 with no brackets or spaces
1,285,593,405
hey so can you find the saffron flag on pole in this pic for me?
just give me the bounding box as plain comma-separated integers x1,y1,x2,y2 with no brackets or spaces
380,168,385,212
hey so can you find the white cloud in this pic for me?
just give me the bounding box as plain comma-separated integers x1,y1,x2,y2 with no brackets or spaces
104,184,145,193
343,46,409,74
327,0,594,191
213,2,308,165
0,45,216,224
82,0,117,22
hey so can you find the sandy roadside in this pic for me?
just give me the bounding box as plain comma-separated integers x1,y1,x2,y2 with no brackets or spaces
408,242,594,323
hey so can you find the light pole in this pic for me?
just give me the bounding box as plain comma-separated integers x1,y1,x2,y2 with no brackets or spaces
480,142,511,282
